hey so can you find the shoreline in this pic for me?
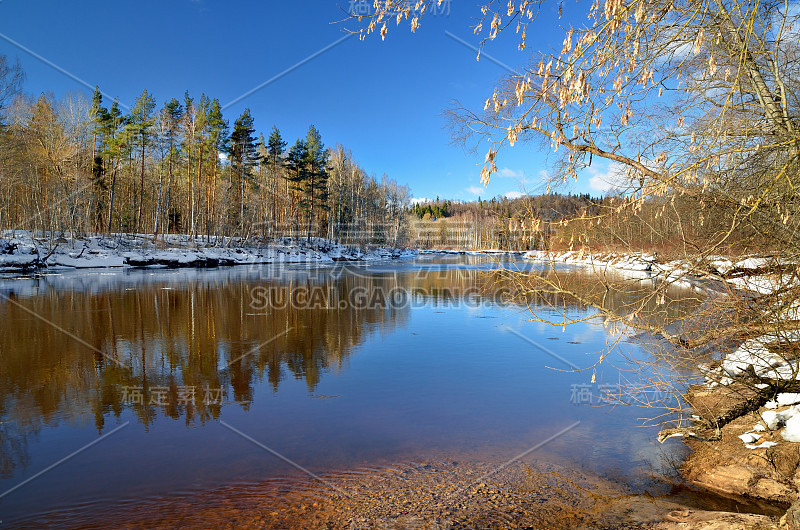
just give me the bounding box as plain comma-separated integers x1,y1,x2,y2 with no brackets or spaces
0,232,419,273
0,232,536,276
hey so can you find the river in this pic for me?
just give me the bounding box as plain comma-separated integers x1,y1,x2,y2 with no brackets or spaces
0,255,767,527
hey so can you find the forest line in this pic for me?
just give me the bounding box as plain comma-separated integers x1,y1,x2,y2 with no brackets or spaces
0,58,411,247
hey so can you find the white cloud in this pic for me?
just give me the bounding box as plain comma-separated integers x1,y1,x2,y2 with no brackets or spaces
504,191,524,199
587,162,627,192
466,185,486,196
410,197,433,205
497,167,523,178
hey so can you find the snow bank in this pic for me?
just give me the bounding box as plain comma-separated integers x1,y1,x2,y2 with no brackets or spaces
524,250,657,272
703,333,800,388
777,393,800,406
762,410,783,430
0,232,416,274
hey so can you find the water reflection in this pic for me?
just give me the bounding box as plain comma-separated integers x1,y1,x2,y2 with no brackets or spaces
1,263,700,435
1,269,419,435
0,258,704,524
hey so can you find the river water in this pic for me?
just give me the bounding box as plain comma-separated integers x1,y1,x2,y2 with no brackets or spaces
0,255,755,526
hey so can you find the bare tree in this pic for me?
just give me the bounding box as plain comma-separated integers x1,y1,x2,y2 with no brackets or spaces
353,0,800,435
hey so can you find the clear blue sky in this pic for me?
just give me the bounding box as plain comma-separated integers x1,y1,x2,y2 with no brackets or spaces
0,0,613,201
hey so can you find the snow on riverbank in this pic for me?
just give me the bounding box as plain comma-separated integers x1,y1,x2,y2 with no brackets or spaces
523,249,792,293
523,249,657,272
0,232,416,273
521,249,706,290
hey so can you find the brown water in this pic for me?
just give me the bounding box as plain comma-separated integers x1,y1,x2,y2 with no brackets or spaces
0,256,746,526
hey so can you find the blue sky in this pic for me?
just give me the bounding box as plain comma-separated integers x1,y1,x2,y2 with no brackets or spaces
0,0,614,201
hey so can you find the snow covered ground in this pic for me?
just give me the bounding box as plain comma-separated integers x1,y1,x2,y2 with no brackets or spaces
523,249,658,272
523,249,792,293
0,231,416,273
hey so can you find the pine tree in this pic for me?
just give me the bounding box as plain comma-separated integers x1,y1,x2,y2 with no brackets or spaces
90,87,108,232
204,98,227,238
128,89,156,232
226,108,261,232
256,132,268,234
285,138,307,238
104,99,126,234
302,125,329,241
267,126,286,236
183,92,195,235
154,98,182,238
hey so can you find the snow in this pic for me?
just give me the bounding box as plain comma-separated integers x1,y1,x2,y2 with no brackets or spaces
746,441,778,449
0,232,416,274
777,393,800,406
739,432,762,443
718,336,788,380
761,407,800,431
761,410,782,430
703,333,800,388
524,250,657,272
782,415,800,442
735,257,770,270
782,406,800,421
726,274,793,295
709,259,734,275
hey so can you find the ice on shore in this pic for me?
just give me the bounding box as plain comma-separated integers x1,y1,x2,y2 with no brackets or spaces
524,250,657,272
718,336,789,379
709,259,734,275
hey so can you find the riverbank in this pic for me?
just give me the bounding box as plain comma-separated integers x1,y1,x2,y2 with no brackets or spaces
525,248,800,528
676,343,800,528
0,231,417,272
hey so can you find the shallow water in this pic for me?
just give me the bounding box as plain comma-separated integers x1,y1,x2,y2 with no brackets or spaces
0,256,725,525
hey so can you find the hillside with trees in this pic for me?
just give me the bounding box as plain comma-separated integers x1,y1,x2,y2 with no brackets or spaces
409,193,602,250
